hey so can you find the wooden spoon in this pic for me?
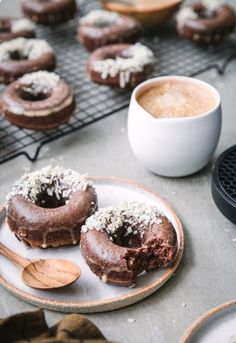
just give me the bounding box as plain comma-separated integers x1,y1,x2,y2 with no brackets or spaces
0,242,81,290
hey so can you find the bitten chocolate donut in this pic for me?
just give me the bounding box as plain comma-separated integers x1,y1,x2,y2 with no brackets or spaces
88,43,154,89
78,9,142,52
0,18,36,42
176,0,236,44
22,0,77,26
81,202,178,287
0,38,55,84
1,71,75,130
6,166,97,248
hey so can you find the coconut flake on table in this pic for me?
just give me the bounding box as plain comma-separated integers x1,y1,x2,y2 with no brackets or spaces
92,43,154,88
0,38,53,61
80,9,120,26
11,18,36,33
6,165,93,205
82,201,164,238
19,71,60,96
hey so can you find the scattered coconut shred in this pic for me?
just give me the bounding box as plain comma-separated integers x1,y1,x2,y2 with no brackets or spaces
19,71,60,96
0,37,53,61
82,201,163,238
11,18,36,33
7,166,92,204
80,9,120,26
92,43,154,88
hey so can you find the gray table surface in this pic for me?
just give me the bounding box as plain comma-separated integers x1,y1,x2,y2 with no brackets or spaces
0,1,236,343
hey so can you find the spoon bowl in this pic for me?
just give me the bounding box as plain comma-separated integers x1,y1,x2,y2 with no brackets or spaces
22,258,81,290
0,238,81,290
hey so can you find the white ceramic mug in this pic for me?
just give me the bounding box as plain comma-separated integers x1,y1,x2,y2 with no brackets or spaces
128,76,222,177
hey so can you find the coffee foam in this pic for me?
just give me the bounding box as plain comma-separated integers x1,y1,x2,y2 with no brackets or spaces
138,80,217,119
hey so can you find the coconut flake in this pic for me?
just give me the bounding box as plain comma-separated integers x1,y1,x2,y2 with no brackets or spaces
0,38,53,61
11,18,36,33
176,7,198,27
7,166,92,205
19,71,60,96
92,43,154,88
82,202,164,236
80,9,120,26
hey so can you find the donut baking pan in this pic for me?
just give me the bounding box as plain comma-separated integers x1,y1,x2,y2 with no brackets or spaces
212,145,236,224
0,0,236,165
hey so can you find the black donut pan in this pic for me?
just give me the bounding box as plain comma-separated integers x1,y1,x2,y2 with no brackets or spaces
212,145,236,224
0,0,236,164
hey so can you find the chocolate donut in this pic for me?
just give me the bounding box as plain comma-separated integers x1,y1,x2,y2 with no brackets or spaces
78,9,142,52
6,166,97,248
176,1,236,44
0,18,36,42
0,38,55,84
81,202,178,287
22,0,77,26
88,43,154,89
1,71,75,130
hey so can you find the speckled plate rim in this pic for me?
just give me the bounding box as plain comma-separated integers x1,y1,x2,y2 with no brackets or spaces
0,176,184,313
181,299,236,343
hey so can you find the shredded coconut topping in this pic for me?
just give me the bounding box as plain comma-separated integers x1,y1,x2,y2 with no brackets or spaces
82,202,163,239
176,7,198,27
11,18,36,33
0,38,53,61
202,0,223,12
19,71,60,96
92,43,154,88
80,9,120,26
7,166,92,205
177,0,223,26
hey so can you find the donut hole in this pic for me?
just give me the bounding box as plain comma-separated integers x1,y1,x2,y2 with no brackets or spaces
35,190,67,208
33,182,68,209
110,225,142,248
0,24,10,33
9,50,28,61
18,87,51,101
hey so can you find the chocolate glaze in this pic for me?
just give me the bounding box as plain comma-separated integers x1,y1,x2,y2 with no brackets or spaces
7,187,97,248
78,15,142,52
88,44,153,89
22,0,77,26
1,79,74,130
0,17,35,41
80,215,178,287
177,3,236,44
0,52,55,84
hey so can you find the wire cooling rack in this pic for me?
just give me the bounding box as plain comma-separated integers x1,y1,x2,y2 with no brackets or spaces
0,1,236,165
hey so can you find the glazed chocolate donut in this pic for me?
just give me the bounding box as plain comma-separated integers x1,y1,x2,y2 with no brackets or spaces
1,71,75,130
81,202,178,287
0,18,36,42
22,0,77,26
6,166,97,248
88,43,154,89
78,9,142,52
0,38,55,84
176,1,236,44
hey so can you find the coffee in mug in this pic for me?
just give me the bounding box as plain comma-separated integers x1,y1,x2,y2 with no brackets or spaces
138,79,217,119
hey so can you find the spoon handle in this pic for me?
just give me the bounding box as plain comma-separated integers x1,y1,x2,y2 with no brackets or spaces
0,242,31,269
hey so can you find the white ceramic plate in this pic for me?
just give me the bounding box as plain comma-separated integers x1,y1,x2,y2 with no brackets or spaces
0,177,184,313
182,300,236,343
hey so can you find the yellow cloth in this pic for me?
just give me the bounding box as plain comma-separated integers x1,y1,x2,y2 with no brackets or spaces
0,309,116,343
